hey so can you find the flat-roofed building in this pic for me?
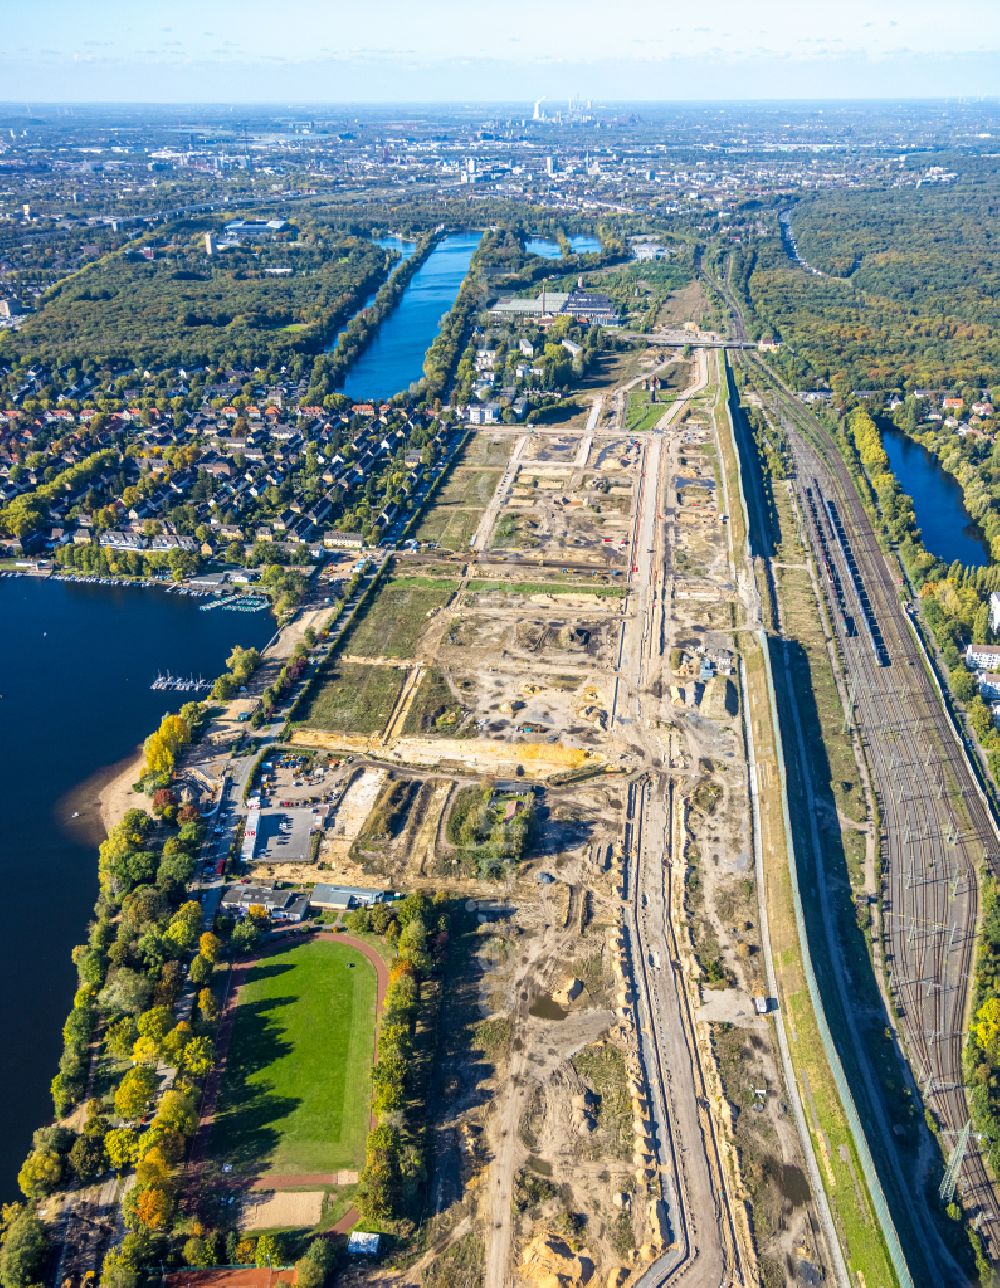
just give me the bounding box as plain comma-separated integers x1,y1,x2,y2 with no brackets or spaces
309,883,387,911
491,291,568,318
967,643,1000,670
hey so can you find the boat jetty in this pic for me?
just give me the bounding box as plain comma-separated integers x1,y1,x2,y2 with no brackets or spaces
0,570,272,614
150,673,212,693
199,595,269,613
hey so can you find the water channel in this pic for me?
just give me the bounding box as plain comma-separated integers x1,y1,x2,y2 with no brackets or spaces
337,230,481,401
0,578,271,1195
324,235,417,352
524,234,601,259
881,425,990,568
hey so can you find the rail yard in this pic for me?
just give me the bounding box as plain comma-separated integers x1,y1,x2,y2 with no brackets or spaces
733,340,1000,1277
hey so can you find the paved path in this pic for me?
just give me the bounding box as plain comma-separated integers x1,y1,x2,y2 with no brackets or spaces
470,432,528,552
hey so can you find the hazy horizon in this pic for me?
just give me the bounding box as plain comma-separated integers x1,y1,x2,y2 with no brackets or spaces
2,93,1000,110
4,0,998,104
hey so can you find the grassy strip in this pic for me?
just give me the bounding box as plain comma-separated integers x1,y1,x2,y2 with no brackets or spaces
465,578,624,598
298,661,407,736
341,575,457,660
715,354,900,1285
742,641,898,1285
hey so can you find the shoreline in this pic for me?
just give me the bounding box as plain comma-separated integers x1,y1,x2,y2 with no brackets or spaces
59,747,148,848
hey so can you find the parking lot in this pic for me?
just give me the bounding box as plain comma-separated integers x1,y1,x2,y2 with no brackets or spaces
252,808,316,865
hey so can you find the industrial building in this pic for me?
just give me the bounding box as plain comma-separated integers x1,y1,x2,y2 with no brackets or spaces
490,285,617,326
308,883,388,912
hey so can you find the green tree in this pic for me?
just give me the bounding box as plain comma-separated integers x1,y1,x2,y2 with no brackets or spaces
231,921,260,955
114,1064,157,1122
182,1036,214,1079
105,1016,139,1060
155,1089,198,1138
255,1234,283,1268
295,1238,336,1288
164,901,203,954
99,968,153,1017
105,1128,140,1172
182,1235,216,1269
197,988,219,1024
68,1132,107,1184
16,1149,62,1201
0,1208,48,1288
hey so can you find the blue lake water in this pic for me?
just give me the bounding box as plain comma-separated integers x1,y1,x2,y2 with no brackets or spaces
338,231,481,402
325,235,418,352
881,426,990,568
525,234,602,259
0,578,271,1196
373,235,416,262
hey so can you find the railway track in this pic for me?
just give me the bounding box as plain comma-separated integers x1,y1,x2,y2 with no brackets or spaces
739,350,1000,1262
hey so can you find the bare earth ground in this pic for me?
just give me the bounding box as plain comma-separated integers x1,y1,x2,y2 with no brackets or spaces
201,349,839,1286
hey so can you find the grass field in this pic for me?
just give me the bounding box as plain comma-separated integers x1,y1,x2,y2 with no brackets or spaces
412,505,482,551
345,576,456,658
625,387,667,432
466,579,625,598
429,465,502,507
299,661,407,734
463,433,516,466
411,465,503,551
213,939,378,1176
403,666,466,735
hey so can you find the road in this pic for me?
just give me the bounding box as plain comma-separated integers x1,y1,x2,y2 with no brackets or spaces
470,432,529,553
621,329,757,351
612,346,750,1286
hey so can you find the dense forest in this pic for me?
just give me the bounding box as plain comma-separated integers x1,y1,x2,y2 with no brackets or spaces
744,167,1000,393
0,225,391,373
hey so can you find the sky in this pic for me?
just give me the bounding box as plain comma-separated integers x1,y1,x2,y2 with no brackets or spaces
1,0,999,103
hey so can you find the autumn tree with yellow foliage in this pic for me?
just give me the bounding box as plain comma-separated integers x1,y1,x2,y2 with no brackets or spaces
969,879,1000,1179
143,712,191,778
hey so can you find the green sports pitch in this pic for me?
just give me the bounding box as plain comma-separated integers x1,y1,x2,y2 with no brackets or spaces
212,938,378,1176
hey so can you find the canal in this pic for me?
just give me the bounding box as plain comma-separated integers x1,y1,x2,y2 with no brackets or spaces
338,230,481,402
881,426,990,568
0,577,272,1197
525,234,601,259
324,234,417,352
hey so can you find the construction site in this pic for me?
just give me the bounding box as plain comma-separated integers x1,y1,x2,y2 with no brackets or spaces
246,343,846,1287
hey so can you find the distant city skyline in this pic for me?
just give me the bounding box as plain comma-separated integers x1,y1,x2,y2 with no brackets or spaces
2,0,999,103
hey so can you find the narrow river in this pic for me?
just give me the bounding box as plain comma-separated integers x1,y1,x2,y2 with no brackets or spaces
524,234,601,259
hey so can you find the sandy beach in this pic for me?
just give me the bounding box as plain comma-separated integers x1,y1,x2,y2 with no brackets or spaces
98,749,148,832
60,747,148,847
